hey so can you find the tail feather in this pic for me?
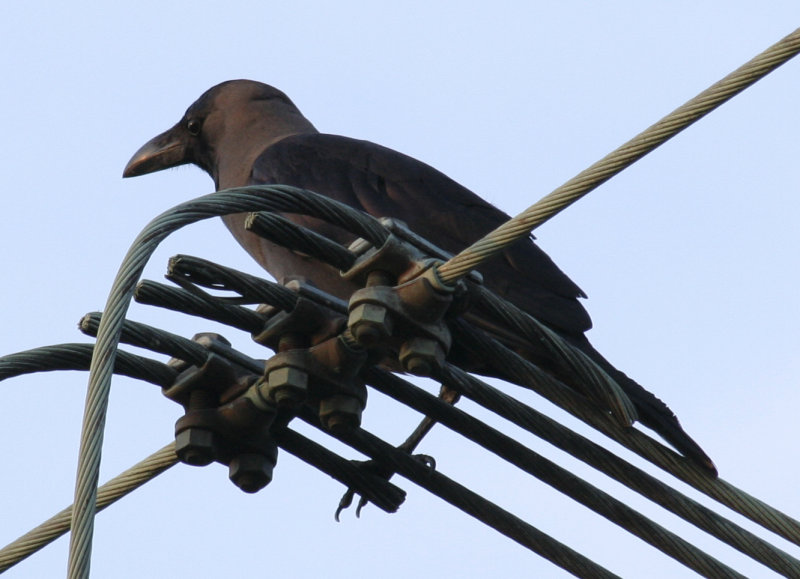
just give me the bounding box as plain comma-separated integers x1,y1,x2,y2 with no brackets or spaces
575,338,717,474
458,313,717,473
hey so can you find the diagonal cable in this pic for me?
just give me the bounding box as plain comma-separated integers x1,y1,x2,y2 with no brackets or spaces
0,443,178,574
437,26,800,285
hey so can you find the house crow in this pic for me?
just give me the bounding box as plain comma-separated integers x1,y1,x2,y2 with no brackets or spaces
124,80,715,472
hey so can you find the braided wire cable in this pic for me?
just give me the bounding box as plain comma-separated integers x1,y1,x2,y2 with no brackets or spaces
78,313,209,367
0,343,176,387
470,285,639,427
167,254,299,310
363,368,745,578
67,185,382,579
235,184,389,246
135,279,266,332
245,211,357,271
0,443,178,574
436,27,800,285
454,319,800,547
298,409,623,579
1,429,407,573
438,361,800,576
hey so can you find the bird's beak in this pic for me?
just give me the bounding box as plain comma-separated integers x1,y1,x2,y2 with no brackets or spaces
122,123,189,178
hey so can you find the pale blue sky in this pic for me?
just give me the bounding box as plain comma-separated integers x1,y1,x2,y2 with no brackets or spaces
1,3,799,577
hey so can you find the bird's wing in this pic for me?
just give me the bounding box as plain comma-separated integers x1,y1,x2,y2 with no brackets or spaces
248,133,592,335
235,132,714,471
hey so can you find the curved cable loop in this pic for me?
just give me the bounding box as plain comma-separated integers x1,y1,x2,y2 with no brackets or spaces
79,312,209,367
436,26,800,285
67,185,387,579
166,254,299,310
236,184,389,247
245,211,357,271
0,343,176,387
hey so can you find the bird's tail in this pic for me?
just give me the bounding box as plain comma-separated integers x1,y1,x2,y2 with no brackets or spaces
574,338,717,475
457,314,716,474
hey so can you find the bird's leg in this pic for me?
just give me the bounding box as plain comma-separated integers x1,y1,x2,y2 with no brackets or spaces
336,383,460,519
396,383,460,456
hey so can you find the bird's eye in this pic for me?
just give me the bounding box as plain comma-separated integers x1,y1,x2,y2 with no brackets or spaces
187,119,202,136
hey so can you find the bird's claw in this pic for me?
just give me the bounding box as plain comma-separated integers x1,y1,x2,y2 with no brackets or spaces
335,488,356,522
334,453,436,520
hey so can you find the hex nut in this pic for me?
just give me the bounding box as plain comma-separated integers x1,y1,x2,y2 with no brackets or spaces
266,366,308,407
229,452,275,493
348,303,393,347
175,427,217,466
319,395,363,432
399,337,445,376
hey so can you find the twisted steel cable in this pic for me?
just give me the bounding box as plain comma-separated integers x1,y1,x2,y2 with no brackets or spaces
167,254,299,310
453,319,800,547
78,313,209,367
438,360,800,576
67,186,387,579
0,443,178,573
436,27,800,285
298,408,624,579
245,212,357,271
0,343,175,387
364,368,745,578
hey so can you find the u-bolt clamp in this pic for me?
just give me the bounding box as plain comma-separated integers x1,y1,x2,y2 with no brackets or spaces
254,334,369,432
166,333,279,493
346,260,456,376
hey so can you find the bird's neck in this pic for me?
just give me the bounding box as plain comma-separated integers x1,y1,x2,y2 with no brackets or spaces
214,115,318,190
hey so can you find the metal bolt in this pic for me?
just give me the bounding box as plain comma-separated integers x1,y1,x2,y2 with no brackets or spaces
175,427,217,466
365,270,394,287
399,337,445,376
266,366,308,407
319,395,363,432
229,452,276,493
278,333,307,352
348,303,393,347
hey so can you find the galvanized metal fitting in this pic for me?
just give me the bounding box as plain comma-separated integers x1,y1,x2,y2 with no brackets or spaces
264,364,309,408
348,302,394,346
229,448,278,493
346,260,453,372
319,394,364,432
261,335,368,426
399,337,446,376
175,426,217,466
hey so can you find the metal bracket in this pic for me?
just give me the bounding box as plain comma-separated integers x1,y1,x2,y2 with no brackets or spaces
256,334,369,432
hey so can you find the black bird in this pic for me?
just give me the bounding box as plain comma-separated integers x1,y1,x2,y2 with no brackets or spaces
123,80,715,472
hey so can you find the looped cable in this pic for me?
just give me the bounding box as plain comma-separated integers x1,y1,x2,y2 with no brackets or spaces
67,186,387,579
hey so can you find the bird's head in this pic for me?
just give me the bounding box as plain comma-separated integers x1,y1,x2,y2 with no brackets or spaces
123,80,317,188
